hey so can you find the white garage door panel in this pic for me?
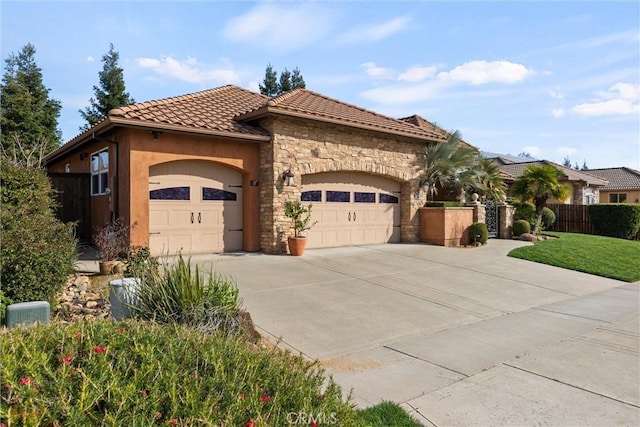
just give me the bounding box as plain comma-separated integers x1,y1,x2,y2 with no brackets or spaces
301,172,401,249
149,161,242,256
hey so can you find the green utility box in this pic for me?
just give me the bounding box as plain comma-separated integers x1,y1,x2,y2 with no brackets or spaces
5,301,50,329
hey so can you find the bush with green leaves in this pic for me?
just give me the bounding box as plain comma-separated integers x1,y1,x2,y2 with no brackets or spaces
0,160,77,304
513,219,531,236
128,254,245,335
123,245,158,279
588,204,640,240
0,320,358,426
541,207,556,230
513,202,536,226
468,222,488,245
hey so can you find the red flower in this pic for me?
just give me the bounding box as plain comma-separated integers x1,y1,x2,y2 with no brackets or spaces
238,392,245,399
310,422,317,427
116,327,125,334
141,389,148,398
75,332,83,340
19,377,31,386
260,393,270,403
93,346,106,354
169,419,178,425
246,420,254,427
59,356,72,365
156,412,162,420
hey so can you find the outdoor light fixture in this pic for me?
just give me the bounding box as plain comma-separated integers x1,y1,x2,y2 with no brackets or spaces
149,130,163,140
282,169,295,186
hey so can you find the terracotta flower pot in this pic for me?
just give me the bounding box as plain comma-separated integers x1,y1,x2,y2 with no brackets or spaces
287,236,307,256
99,260,118,275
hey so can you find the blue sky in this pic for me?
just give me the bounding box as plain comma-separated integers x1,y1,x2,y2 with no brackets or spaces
3,0,639,169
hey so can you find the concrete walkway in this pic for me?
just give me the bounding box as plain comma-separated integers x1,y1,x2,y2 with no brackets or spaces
189,240,638,425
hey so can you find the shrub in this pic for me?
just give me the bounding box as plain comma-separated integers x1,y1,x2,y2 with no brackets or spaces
129,254,244,335
541,207,556,230
0,320,358,426
284,200,317,237
357,401,423,427
0,290,12,324
468,222,488,245
0,161,77,304
123,245,158,279
588,204,640,240
424,201,465,207
93,218,135,261
513,219,531,236
513,202,536,226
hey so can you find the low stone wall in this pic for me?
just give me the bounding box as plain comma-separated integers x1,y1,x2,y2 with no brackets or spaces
419,207,474,246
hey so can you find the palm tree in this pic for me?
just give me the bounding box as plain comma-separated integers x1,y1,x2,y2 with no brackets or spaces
420,130,478,201
510,165,570,233
472,157,506,202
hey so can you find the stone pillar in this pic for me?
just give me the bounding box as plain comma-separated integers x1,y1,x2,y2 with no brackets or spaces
466,193,485,224
498,204,516,239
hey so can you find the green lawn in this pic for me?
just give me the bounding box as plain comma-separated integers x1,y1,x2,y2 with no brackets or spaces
508,232,640,282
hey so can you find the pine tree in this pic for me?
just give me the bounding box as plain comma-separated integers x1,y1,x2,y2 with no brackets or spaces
581,160,588,170
290,67,306,90
80,43,134,130
1,43,62,156
259,63,279,97
562,156,572,168
278,68,292,93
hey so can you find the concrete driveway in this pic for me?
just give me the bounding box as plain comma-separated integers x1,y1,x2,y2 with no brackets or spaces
191,240,639,426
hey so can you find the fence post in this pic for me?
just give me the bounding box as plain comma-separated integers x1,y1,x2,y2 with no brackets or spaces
498,204,515,239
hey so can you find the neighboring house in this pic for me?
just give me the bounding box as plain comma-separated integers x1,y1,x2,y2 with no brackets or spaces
45,85,447,256
586,167,640,203
400,115,478,151
488,158,608,205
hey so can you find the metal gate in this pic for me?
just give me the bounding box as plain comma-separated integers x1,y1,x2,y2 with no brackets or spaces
485,199,499,238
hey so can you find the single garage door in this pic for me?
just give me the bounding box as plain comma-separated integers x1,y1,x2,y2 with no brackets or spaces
149,161,242,256
301,172,401,248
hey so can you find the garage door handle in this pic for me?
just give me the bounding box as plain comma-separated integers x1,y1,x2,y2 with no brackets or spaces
191,212,194,224
353,212,357,221
348,212,351,221
198,212,202,224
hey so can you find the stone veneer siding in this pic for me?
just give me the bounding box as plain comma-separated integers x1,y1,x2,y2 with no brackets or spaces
258,117,429,254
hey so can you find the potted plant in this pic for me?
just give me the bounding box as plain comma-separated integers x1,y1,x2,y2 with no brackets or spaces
284,201,317,256
93,219,133,275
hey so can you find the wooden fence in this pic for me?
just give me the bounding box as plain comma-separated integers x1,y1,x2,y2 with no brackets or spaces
546,203,640,240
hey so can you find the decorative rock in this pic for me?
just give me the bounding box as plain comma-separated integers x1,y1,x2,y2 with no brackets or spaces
85,292,101,301
519,233,538,242
85,301,98,308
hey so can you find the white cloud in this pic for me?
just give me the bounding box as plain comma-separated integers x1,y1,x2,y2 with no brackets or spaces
360,81,443,105
361,62,393,79
571,82,640,117
549,90,565,100
398,66,437,82
136,56,240,85
556,147,577,156
437,60,535,85
341,16,411,43
522,146,541,157
87,56,95,62
222,3,334,51
552,108,566,118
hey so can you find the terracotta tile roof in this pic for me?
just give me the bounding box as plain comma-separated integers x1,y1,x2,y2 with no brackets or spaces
585,167,640,191
496,160,609,186
109,85,269,137
399,115,477,150
236,89,446,142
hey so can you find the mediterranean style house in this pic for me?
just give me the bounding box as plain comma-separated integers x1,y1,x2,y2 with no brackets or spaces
586,167,640,204
489,157,609,205
45,85,448,255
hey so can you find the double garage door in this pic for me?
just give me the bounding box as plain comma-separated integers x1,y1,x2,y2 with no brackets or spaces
148,161,242,256
301,172,401,248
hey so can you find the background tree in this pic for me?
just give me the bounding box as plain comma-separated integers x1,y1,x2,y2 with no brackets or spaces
1,43,62,156
563,156,572,168
278,68,292,93
518,152,535,160
510,165,570,233
259,63,306,96
290,67,306,90
472,157,506,201
80,43,134,130
259,63,279,97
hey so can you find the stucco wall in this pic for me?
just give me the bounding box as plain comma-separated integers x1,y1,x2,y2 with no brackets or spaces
257,117,427,254
600,190,640,204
